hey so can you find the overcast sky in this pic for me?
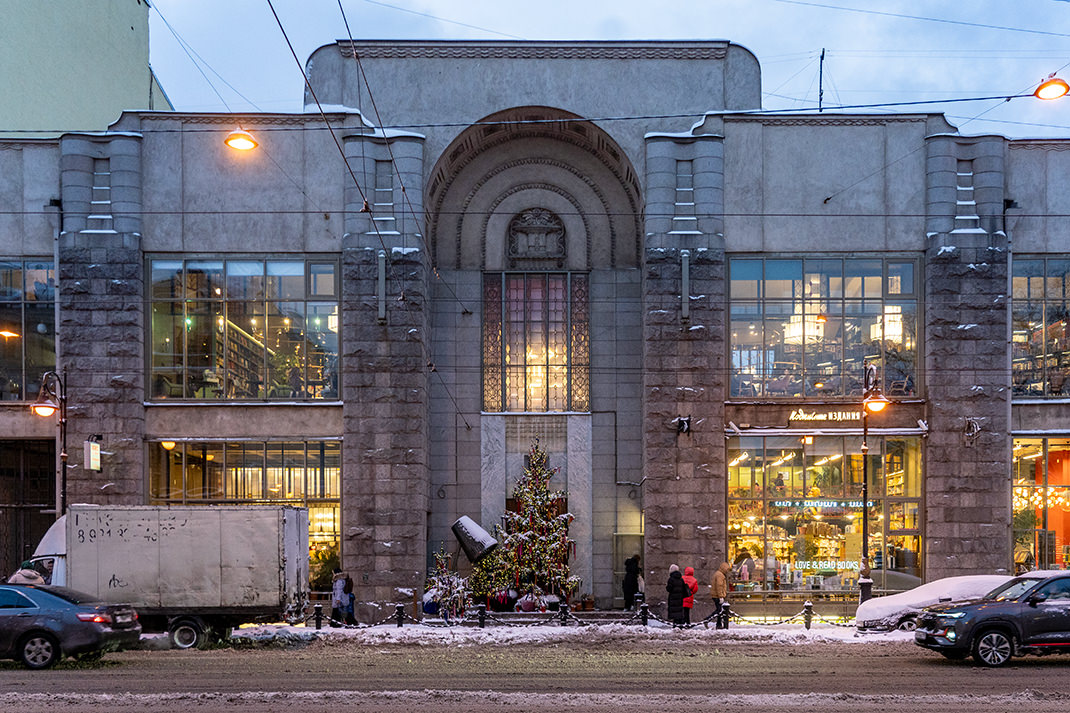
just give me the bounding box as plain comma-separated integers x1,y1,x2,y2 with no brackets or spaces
148,0,1070,139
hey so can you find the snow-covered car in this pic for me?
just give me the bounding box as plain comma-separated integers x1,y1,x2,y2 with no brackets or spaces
855,574,1012,631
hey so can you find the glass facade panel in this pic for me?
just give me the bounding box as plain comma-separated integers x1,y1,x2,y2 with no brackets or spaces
483,273,589,412
0,259,55,401
149,439,341,586
728,435,923,592
729,257,918,398
1013,437,1070,572
149,258,339,401
1013,257,1070,396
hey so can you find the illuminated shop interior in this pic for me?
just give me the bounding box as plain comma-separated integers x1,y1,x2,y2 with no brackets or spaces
1013,438,1070,571
148,439,341,579
727,435,922,592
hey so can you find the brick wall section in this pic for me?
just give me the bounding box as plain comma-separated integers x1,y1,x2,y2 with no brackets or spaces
58,134,145,507
924,135,1012,577
341,134,431,620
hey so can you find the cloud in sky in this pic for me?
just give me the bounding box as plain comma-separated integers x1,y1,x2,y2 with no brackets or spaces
148,0,1070,138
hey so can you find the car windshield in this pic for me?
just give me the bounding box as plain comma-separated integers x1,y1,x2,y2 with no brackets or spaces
984,577,1044,602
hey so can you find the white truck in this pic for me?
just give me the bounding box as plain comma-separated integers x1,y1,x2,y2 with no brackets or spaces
29,504,309,648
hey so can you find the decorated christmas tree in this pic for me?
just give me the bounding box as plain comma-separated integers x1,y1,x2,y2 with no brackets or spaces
468,524,516,603
423,547,469,622
501,438,581,600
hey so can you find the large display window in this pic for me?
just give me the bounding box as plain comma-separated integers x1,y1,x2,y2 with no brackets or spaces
148,439,341,588
729,257,918,399
1013,438,1070,571
727,435,923,593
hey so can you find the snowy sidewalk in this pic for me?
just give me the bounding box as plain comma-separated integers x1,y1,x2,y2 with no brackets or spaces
224,620,914,647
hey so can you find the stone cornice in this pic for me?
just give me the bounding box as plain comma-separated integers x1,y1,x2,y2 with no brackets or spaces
1009,141,1070,151
339,41,728,61
725,115,928,127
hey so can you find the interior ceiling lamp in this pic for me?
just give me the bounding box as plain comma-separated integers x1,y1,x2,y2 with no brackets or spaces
224,127,258,151
1035,75,1070,101
0,329,20,338
161,441,176,451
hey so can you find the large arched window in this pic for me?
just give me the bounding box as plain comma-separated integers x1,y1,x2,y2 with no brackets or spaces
483,272,589,412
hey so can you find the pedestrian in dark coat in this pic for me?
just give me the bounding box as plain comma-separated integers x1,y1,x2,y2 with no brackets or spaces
665,564,688,627
681,566,699,625
622,554,641,609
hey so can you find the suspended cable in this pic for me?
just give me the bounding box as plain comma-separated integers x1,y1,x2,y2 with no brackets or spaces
336,1,471,315
359,0,524,40
266,0,411,304
152,1,327,214
772,0,1070,39
336,0,474,425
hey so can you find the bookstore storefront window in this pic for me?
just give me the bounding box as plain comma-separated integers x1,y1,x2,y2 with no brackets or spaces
1013,438,1070,572
148,258,340,401
148,439,341,587
727,435,923,593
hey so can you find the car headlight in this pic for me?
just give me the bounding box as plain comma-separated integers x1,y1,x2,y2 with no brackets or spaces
937,611,966,619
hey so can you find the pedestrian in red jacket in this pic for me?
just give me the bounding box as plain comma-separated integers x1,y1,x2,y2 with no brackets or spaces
682,566,699,625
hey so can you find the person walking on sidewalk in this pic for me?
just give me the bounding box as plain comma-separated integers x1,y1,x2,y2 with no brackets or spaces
711,561,732,629
681,565,699,625
622,554,641,610
665,564,689,628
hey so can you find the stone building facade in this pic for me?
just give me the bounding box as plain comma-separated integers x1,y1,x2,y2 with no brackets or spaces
3,40,1070,616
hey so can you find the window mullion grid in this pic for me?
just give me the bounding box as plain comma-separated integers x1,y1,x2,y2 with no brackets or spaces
566,273,573,411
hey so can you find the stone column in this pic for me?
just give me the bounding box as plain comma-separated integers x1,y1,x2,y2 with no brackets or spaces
923,134,1012,578
340,131,431,620
642,133,727,596
58,133,145,507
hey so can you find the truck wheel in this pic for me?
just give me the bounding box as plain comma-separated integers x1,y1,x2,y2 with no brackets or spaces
19,632,59,669
169,619,206,649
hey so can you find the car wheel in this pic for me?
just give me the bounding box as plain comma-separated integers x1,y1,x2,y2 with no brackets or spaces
19,632,59,669
169,619,205,650
896,616,918,631
939,650,969,661
972,629,1014,667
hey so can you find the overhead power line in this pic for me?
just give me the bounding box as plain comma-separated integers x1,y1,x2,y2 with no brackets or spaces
772,0,1070,39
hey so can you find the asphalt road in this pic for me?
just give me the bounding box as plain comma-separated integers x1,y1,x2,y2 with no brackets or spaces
2,635,1068,712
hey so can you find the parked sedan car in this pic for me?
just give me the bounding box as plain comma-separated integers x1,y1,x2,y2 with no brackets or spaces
915,570,1070,667
856,574,1012,631
0,584,140,669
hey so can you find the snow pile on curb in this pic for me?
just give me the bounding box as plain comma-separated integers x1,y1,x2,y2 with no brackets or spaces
226,621,914,647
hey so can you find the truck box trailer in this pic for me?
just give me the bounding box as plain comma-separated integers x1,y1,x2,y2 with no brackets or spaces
30,504,309,648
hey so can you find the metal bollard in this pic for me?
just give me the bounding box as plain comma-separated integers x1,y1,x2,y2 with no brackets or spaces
478,603,487,629
395,603,405,628
313,603,323,630
721,601,731,630
640,602,649,626
804,600,813,630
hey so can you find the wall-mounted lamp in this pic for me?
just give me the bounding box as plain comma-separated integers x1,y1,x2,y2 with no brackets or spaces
224,128,258,151
676,416,691,434
1035,75,1070,100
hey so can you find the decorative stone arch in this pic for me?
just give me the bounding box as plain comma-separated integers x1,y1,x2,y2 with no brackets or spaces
427,106,642,270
